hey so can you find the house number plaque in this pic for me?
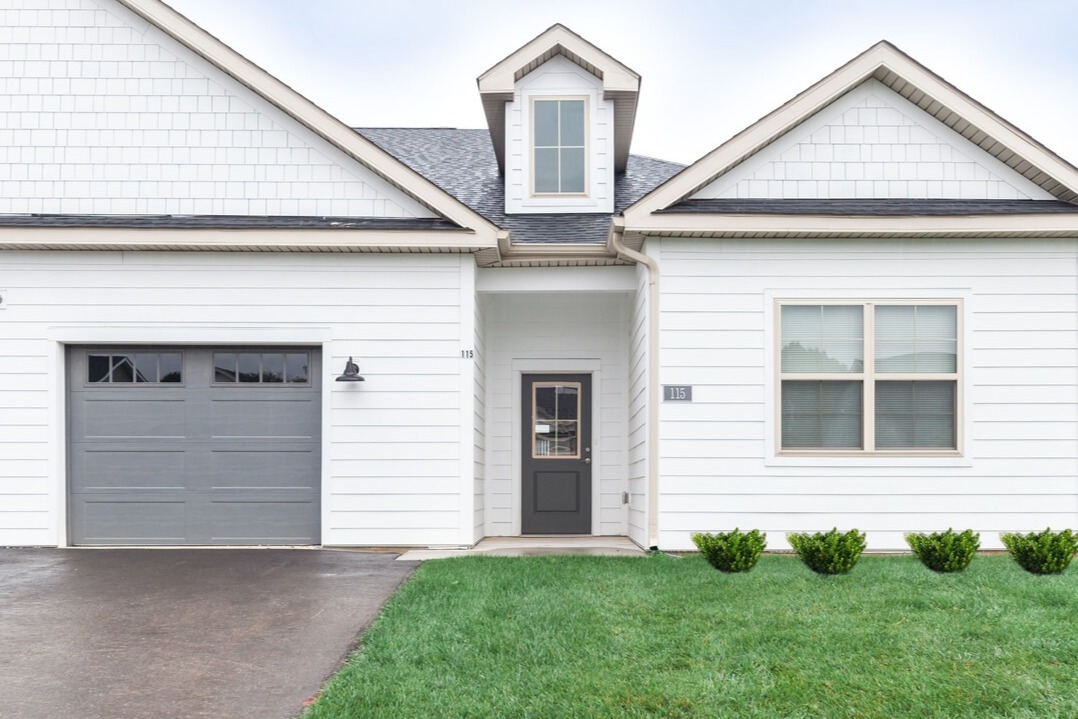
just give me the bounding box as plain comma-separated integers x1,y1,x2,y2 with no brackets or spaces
663,385,692,402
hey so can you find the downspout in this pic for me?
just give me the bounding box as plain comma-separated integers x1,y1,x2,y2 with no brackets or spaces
608,218,661,550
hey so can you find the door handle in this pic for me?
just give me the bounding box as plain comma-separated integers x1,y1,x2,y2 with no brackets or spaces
583,457,591,464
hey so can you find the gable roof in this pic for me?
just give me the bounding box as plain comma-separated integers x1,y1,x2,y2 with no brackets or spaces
109,0,502,252
359,128,682,264
477,24,641,174
626,41,1078,228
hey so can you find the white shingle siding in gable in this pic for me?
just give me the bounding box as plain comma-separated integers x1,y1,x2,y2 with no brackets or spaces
504,54,615,215
694,80,1053,201
0,0,435,218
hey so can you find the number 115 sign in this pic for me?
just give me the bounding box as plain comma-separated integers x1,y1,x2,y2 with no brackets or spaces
663,385,692,402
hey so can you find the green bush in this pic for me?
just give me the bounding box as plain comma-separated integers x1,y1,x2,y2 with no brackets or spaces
787,528,867,575
1000,528,1077,575
691,528,766,572
905,528,980,572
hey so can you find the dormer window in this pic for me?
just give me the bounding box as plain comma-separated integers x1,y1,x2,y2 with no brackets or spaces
533,98,586,194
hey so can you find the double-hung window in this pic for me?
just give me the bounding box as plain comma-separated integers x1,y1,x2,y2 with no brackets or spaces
778,301,960,453
533,98,586,194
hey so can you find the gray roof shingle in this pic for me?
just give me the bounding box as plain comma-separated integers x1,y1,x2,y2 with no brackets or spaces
358,128,684,244
660,199,1078,215
0,214,460,230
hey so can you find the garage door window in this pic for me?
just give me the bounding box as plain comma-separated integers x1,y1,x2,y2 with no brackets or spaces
88,352,182,384
213,352,309,384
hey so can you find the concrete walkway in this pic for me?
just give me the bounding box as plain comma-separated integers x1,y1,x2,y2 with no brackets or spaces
397,535,647,560
0,548,416,719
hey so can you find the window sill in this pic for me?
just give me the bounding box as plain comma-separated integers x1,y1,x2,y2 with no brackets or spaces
767,453,972,468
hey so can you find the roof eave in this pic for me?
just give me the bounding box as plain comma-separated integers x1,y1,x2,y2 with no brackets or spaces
625,211,1078,239
0,225,495,252
484,239,624,267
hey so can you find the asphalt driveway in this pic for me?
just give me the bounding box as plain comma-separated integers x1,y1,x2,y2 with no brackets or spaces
0,548,416,719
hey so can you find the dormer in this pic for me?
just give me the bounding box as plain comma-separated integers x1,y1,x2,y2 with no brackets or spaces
477,24,640,215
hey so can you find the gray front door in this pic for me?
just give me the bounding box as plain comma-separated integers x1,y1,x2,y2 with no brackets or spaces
521,374,591,534
68,347,321,545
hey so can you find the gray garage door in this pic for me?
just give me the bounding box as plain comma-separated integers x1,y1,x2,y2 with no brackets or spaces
68,347,321,546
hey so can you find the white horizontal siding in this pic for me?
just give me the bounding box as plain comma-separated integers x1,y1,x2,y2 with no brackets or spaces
655,236,1078,551
483,291,631,536
0,0,432,217
0,250,469,546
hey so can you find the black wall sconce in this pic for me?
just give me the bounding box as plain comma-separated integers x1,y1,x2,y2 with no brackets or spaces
335,356,365,382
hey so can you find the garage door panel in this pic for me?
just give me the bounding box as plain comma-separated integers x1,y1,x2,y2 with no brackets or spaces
76,498,187,544
209,398,319,440
207,500,319,543
80,398,187,439
73,449,187,492
68,347,321,546
210,448,319,491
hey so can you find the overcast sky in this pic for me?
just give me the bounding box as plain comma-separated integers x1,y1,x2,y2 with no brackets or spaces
163,0,1078,167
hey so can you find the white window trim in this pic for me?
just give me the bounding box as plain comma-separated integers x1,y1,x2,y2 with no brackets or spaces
529,96,590,198
762,290,973,468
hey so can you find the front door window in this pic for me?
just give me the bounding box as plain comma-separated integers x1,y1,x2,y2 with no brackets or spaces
532,382,581,458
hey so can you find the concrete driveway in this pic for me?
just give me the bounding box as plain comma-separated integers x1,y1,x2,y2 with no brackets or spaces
0,548,416,719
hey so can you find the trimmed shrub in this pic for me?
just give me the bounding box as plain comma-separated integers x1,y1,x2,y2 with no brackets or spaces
787,528,866,575
1000,528,1077,575
692,529,766,572
905,528,980,573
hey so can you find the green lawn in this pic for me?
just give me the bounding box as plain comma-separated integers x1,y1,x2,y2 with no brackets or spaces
302,554,1077,719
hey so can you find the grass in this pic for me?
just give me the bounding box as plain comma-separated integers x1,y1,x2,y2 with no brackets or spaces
302,554,1077,719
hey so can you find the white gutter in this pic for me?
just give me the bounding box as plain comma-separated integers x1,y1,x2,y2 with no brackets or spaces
608,218,661,549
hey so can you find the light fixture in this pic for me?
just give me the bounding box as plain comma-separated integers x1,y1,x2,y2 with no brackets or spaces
335,356,365,382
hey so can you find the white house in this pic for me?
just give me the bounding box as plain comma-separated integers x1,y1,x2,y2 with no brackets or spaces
1,0,1076,551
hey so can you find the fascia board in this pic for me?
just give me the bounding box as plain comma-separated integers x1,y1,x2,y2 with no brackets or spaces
880,50,1078,199
0,226,491,251
625,211,1078,237
625,41,1078,221
116,0,501,248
